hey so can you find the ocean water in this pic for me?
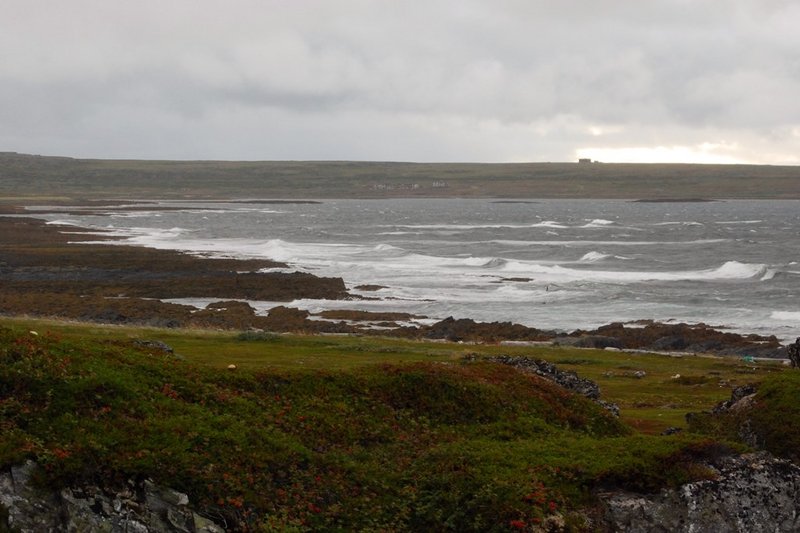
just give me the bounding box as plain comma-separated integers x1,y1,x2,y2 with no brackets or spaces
36,198,800,341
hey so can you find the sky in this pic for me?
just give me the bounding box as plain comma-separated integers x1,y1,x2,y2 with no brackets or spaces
1,0,799,164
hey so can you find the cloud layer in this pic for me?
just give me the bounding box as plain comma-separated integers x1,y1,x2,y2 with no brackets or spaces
2,0,798,163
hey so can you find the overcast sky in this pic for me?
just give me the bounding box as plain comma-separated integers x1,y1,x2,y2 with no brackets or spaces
2,1,799,163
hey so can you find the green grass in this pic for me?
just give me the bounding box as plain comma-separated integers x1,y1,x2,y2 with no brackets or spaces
1,317,789,530
4,317,785,433
687,371,800,465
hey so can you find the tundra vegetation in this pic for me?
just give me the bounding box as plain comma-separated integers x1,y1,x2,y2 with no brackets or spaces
0,317,790,531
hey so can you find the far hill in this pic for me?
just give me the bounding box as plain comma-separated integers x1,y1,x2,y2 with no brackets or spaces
1,151,798,200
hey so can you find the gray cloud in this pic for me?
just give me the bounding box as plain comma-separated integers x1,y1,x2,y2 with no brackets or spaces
1,0,798,162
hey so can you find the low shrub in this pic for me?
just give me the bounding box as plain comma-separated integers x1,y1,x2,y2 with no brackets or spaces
0,325,727,531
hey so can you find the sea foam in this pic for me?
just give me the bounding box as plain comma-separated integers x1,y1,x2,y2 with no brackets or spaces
772,311,800,322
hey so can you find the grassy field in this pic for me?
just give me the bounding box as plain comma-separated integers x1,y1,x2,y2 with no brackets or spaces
5,317,783,433
2,152,799,200
1,316,789,530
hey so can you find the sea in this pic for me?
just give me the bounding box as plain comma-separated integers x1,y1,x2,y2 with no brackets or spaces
33,198,800,342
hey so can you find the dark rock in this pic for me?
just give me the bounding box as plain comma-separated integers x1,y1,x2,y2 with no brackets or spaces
133,339,174,353
603,452,800,532
315,309,422,322
487,356,600,399
482,355,621,416
650,336,688,351
407,316,552,343
598,400,621,418
555,335,623,349
712,384,758,415
353,284,388,291
788,338,800,368
573,322,785,358
0,461,224,533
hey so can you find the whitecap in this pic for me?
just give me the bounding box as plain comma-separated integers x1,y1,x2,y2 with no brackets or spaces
384,221,570,230
498,260,767,283
771,311,800,321
760,269,778,281
484,239,728,247
532,221,569,228
579,251,612,262
581,219,615,228
45,219,82,227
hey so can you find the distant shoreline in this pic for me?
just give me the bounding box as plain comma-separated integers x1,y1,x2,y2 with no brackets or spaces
2,152,799,200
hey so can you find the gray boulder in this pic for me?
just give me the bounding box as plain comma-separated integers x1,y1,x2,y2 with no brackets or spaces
604,452,800,532
0,461,224,532
481,355,621,416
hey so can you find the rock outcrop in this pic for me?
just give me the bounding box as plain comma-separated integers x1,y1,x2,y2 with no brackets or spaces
394,316,553,343
564,322,786,358
603,452,800,532
711,384,758,415
481,355,620,416
0,461,224,532
787,337,800,367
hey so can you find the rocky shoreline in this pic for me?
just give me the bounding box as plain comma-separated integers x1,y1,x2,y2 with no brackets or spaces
0,213,792,357
0,216,350,328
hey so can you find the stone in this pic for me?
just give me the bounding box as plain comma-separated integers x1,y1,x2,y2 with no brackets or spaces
556,335,622,349
194,512,227,533
133,339,174,353
144,480,190,509
571,322,786,358
603,452,800,532
787,338,800,368
0,462,224,533
712,384,758,415
482,355,621,416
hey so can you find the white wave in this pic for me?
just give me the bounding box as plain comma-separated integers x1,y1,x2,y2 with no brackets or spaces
485,239,728,247
579,251,612,262
386,221,568,230
110,212,163,218
760,269,777,281
498,260,767,283
372,243,405,254
45,219,82,227
581,219,615,228
771,311,800,321
533,221,569,228
116,226,190,241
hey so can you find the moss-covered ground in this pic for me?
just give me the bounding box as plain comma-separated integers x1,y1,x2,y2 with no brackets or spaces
0,317,785,531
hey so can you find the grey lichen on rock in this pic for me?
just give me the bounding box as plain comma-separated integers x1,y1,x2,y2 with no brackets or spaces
0,460,225,532
604,452,800,532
